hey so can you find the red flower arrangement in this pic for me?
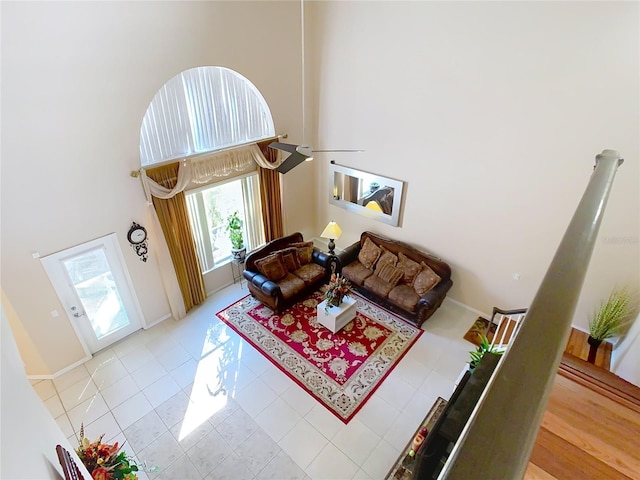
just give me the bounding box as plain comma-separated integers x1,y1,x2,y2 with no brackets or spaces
323,273,352,309
75,425,139,480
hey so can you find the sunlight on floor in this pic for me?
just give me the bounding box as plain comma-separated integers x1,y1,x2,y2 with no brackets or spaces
178,323,247,441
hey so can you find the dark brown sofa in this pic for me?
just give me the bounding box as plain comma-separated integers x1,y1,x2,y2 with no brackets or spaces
243,232,335,313
337,231,453,327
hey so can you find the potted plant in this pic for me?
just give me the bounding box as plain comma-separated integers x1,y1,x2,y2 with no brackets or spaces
76,424,140,479
468,334,503,371
323,273,352,310
587,286,635,363
226,210,246,261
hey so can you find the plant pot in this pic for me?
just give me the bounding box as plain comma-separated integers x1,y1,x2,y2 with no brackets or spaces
231,247,246,261
587,335,602,364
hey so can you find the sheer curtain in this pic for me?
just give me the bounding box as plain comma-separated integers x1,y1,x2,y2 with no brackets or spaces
140,67,276,167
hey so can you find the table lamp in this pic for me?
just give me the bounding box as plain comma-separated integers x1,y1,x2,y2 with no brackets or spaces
320,221,342,255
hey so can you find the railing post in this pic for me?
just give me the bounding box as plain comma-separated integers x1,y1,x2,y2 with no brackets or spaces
438,150,624,479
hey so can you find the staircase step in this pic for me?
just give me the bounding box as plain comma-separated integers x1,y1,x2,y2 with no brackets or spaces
559,352,640,414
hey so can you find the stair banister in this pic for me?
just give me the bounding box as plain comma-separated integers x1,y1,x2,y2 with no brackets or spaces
438,150,625,479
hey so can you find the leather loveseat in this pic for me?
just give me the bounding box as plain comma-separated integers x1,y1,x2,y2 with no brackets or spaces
337,231,453,327
243,232,335,313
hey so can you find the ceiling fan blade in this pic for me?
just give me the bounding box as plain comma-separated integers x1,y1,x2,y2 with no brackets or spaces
268,142,299,154
269,142,364,173
275,151,308,174
269,142,313,173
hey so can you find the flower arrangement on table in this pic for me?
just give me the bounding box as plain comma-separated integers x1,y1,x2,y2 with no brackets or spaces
75,425,139,480
323,273,352,309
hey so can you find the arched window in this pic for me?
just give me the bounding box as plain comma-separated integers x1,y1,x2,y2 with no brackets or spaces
139,66,275,166
138,67,281,318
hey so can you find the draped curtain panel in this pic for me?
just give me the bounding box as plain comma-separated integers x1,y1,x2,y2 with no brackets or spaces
258,141,284,241
145,164,207,312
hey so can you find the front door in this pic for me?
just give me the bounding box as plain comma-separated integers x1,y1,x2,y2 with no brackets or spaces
41,233,144,353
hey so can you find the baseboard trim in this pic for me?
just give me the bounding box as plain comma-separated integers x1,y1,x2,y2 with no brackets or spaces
207,281,245,298
27,374,55,381
445,296,491,320
144,313,172,329
27,354,92,381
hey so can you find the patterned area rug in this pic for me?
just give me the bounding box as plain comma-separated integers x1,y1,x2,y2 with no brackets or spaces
216,290,423,423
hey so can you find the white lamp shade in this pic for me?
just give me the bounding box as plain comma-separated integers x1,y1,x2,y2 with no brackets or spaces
321,221,342,240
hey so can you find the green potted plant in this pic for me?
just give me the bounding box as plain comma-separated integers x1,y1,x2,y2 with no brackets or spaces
587,286,635,363
226,210,246,260
469,334,503,371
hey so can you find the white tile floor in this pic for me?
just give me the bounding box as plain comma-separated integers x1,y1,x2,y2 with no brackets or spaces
32,283,477,480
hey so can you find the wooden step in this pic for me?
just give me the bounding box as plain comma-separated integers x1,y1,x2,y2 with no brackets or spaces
527,372,640,480
559,352,640,414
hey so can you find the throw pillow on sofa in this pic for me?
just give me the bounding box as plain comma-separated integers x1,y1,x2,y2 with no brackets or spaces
375,262,404,287
255,252,287,281
280,247,301,272
363,262,404,299
376,246,398,269
291,241,314,265
397,252,422,285
413,262,441,295
358,237,382,269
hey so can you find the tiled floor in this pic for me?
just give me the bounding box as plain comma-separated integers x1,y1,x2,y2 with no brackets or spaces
32,283,476,480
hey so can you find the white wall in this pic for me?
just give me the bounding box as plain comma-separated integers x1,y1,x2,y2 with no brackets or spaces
310,1,639,331
612,313,640,385
1,1,307,375
1,307,92,479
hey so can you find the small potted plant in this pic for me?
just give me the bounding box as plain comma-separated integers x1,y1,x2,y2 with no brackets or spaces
226,210,246,261
468,334,503,371
76,424,139,479
323,273,352,310
587,286,635,363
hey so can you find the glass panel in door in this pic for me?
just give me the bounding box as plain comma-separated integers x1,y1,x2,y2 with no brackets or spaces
63,248,130,340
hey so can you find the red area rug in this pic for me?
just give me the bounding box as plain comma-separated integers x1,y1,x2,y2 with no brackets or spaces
216,290,423,423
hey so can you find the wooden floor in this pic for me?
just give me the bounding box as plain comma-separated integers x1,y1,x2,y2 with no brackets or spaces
524,358,640,480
